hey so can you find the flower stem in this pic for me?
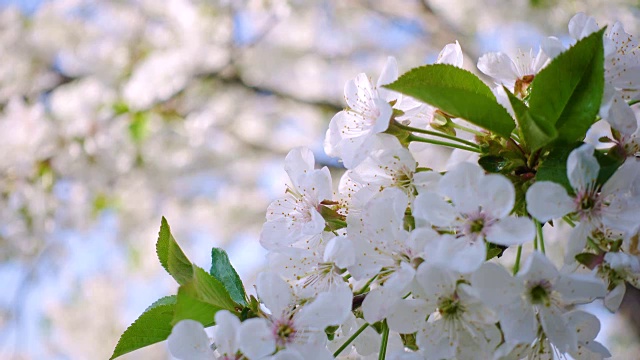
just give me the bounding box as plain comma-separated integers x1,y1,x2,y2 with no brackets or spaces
451,121,485,136
333,322,369,357
378,320,389,360
392,122,479,148
630,99,640,106
513,245,522,275
408,134,481,153
563,216,576,228
535,220,546,254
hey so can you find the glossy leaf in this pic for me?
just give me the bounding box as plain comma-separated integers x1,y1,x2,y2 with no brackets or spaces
385,64,515,138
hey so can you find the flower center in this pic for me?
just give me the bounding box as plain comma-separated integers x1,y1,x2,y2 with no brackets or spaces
528,280,552,306
273,319,297,346
438,294,462,319
469,218,485,234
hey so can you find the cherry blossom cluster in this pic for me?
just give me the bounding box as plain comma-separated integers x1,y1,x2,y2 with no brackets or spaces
159,13,640,360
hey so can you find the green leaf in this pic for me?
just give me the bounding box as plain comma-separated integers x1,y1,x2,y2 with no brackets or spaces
528,29,605,143
172,280,221,326
144,295,177,312
156,217,193,285
210,248,247,306
593,147,626,185
504,87,557,151
535,144,582,193
385,64,515,138
478,155,508,173
110,297,177,359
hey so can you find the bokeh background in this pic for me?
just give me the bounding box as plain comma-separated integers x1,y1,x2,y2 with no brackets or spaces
0,0,639,359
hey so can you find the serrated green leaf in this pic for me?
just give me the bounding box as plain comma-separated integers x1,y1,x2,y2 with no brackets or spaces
528,29,605,143
110,298,176,359
504,87,557,151
385,64,515,138
156,217,193,285
144,295,177,312
172,280,221,326
210,248,247,306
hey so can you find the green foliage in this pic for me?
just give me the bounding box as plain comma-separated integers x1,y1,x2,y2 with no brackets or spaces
479,155,509,173
156,217,193,285
505,88,557,152
112,218,246,358
535,144,579,193
593,146,626,185
535,143,625,193
528,29,605,144
211,248,248,306
110,297,177,359
384,64,515,138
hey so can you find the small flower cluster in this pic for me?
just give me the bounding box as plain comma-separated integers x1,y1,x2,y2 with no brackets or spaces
162,13,640,360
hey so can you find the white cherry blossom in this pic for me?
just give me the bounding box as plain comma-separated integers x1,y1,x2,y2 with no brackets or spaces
472,252,606,354
527,144,640,262
260,147,332,252
413,162,535,273
324,57,398,169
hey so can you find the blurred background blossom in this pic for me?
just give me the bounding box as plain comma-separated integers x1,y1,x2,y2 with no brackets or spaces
0,0,639,358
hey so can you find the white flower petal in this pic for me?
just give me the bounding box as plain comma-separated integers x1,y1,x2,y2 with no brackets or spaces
500,300,537,345
564,222,591,264
362,287,400,324
517,251,558,283
386,298,429,334
477,52,520,86
525,181,574,222
604,282,626,312
373,97,393,133
435,236,486,274
295,285,352,329
286,344,333,360
566,143,599,191
555,273,606,304
412,192,457,227
568,12,599,40
377,56,399,102
239,318,276,359
478,174,515,219
285,147,315,186
542,36,565,58
565,310,601,342
539,306,577,353
471,262,523,306
415,263,457,300
214,310,240,356
439,162,483,214
486,216,535,246
323,235,355,269
257,272,293,316
167,320,213,360
437,41,463,67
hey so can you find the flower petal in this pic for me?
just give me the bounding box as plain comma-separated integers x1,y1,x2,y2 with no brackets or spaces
238,318,276,359
485,216,535,246
566,143,599,192
214,310,240,356
362,287,400,324
257,272,293,316
555,273,606,304
387,298,429,334
478,174,515,219
525,181,574,222
471,262,523,306
295,285,352,329
167,320,213,360
539,306,578,353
